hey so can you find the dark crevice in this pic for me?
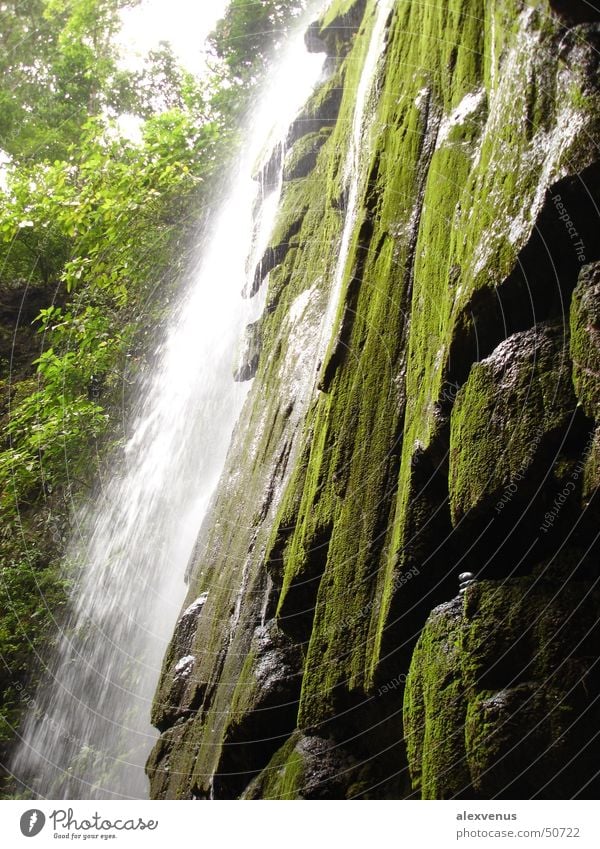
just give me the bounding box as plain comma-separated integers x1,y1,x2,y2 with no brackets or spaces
318,107,424,392
467,407,598,583
213,700,301,799
277,522,333,645
303,696,412,799
375,429,457,685
195,646,228,730
364,152,381,213
212,622,303,799
305,0,368,59
447,161,600,389
246,211,306,298
549,0,600,24
256,438,294,527
319,216,374,391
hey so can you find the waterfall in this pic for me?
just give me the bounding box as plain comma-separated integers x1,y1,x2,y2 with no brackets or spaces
11,8,327,800
320,0,393,348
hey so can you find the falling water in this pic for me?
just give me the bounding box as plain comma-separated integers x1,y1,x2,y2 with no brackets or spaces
320,0,393,344
11,8,327,800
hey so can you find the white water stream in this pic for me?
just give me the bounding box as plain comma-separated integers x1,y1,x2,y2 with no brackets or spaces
319,0,393,346
11,9,327,800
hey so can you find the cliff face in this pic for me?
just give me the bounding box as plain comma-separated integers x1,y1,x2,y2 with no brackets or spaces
147,0,600,799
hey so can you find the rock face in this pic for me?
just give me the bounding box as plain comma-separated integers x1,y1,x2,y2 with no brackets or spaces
404,579,600,799
147,0,600,799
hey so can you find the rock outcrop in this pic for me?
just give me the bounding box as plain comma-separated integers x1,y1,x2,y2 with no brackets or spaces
148,0,600,799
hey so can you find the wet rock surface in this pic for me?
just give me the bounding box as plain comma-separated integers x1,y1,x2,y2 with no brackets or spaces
242,731,362,799
405,579,600,798
234,320,262,382
149,0,600,800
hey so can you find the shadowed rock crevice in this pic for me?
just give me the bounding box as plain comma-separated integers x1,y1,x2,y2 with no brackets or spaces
374,429,457,686
449,320,596,582
212,621,303,799
277,522,333,645
549,0,600,24
319,217,375,391
447,162,600,389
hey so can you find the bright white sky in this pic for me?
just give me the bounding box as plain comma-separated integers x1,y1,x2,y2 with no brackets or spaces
118,0,231,75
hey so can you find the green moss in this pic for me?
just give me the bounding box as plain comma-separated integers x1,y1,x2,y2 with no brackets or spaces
149,0,600,799
449,323,576,523
405,579,600,797
242,732,305,799
283,130,331,182
228,649,259,726
570,262,600,419
403,600,471,798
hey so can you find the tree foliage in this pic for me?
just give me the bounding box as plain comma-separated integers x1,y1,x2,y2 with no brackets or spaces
0,0,135,160
210,0,304,86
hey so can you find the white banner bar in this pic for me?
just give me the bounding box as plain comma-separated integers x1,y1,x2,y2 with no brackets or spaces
0,800,598,847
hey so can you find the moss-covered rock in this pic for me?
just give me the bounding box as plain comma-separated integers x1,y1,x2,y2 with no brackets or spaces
405,578,600,798
449,322,577,525
242,731,361,799
148,0,600,800
570,261,600,419
283,130,331,182
403,598,472,798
